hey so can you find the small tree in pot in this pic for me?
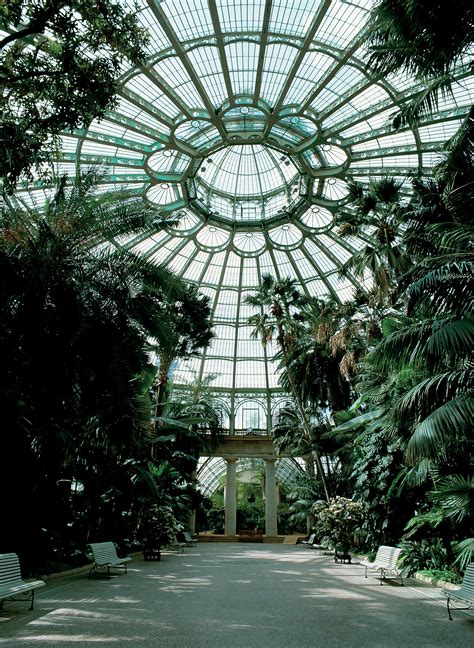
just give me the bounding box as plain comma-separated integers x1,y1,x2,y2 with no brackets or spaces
138,505,178,560
313,497,363,560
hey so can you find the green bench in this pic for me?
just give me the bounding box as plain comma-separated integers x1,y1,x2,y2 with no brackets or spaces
444,563,474,620
88,542,131,579
0,553,45,611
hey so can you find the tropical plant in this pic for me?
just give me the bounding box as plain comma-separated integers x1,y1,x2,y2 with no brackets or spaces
137,504,179,550
1,0,149,190
245,274,330,500
150,286,214,424
363,0,474,127
336,178,410,302
0,173,190,570
398,539,450,577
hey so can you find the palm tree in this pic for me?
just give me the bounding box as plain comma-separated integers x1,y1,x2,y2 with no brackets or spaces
336,178,410,302
367,117,473,472
363,0,474,127
150,284,214,427
0,171,186,563
245,274,331,501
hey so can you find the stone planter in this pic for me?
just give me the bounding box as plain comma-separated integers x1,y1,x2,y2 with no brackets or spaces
143,548,161,561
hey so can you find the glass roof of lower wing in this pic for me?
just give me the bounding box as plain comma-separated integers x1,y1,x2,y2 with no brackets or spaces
7,0,474,393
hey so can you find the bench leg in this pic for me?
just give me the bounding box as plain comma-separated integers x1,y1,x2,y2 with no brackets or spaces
29,590,35,611
447,596,453,621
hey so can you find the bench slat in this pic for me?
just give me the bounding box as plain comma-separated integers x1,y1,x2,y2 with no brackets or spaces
443,564,474,619
88,542,131,579
0,553,45,611
360,546,403,585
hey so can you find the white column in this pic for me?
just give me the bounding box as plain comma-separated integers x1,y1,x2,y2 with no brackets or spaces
224,458,237,536
265,459,278,536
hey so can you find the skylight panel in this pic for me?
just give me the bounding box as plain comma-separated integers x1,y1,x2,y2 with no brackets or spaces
235,361,267,389
235,336,265,360
300,206,333,230
446,76,474,107
326,273,357,301
57,137,78,153
305,278,330,298
351,130,416,154
284,50,335,104
271,250,297,278
241,257,258,286
234,231,266,253
260,43,299,106
197,226,230,248
225,41,259,95
201,252,227,285
209,360,234,388
289,250,318,280
153,57,204,108
208,334,236,358
113,99,172,134
303,239,337,273
217,0,265,33
187,46,228,107
269,224,302,247
136,5,172,52
269,0,323,36
257,250,276,274
181,256,208,281
165,0,214,40
418,120,463,143
316,0,368,48
322,84,390,129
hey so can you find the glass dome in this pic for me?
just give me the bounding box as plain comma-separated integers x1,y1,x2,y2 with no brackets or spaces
10,0,474,399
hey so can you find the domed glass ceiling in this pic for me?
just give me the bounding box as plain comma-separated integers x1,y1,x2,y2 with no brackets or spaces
9,0,473,396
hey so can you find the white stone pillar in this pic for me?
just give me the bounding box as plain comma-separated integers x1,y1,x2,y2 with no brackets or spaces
265,459,278,536
224,458,237,536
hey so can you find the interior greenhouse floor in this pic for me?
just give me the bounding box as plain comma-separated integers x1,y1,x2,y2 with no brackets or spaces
1,543,472,647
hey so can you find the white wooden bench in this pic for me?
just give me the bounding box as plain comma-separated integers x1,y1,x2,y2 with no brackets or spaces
183,532,198,546
360,545,403,585
88,542,132,579
301,533,316,548
443,563,474,620
0,553,45,611
166,536,186,553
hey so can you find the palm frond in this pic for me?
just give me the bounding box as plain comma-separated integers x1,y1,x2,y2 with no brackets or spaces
453,538,474,571
430,474,474,522
406,395,473,463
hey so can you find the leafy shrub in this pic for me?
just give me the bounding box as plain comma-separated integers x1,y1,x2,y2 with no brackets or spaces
398,539,449,576
417,569,462,585
137,505,178,548
312,497,364,552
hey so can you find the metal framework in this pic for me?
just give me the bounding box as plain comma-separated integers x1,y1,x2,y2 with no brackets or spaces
6,0,474,407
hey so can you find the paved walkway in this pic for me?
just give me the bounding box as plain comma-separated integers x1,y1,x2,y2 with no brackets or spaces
0,543,472,647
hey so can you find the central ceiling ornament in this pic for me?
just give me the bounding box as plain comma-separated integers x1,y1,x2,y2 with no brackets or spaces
144,99,349,228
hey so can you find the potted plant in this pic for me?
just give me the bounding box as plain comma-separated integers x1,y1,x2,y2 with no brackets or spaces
138,505,178,561
312,497,363,562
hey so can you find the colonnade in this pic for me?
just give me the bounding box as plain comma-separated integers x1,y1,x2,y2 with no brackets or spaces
224,457,278,536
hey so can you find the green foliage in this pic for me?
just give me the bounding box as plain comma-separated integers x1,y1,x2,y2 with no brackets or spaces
352,429,415,550
137,505,178,549
0,175,212,571
363,0,474,127
1,0,149,191
417,569,462,585
312,497,363,552
398,540,449,576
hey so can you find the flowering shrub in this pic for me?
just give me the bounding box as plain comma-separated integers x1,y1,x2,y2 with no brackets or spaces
312,497,363,552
